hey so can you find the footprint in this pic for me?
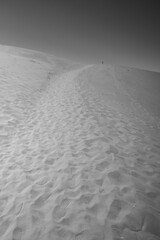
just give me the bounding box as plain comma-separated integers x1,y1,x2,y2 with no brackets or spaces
75,225,104,240
30,187,42,200
12,226,23,240
56,227,71,238
59,214,74,226
48,228,57,240
15,202,24,216
106,145,119,154
65,189,81,199
135,157,146,166
0,219,11,237
121,186,132,195
145,191,159,200
153,143,160,150
123,211,144,232
150,146,160,155
16,180,30,193
35,176,50,185
77,193,94,205
85,138,97,147
136,189,155,207
122,228,138,240
107,199,122,220
136,231,160,240
44,156,56,165
95,160,110,172
52,205,67,221
142,212,160,237
60,198,72,210
95,178,104,186
111,224,123,240
31,209,44,227
80,181,96,193
108,170,122,184
131,171,146,181
32,191,51,208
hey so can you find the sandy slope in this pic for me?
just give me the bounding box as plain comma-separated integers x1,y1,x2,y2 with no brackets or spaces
0,49,160,240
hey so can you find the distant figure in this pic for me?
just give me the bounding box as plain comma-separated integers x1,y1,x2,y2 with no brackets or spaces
102,60,104,64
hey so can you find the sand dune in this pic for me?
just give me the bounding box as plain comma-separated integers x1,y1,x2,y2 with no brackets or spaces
0,46,160,240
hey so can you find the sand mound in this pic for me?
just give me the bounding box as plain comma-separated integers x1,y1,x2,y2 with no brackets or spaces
0,49,160,239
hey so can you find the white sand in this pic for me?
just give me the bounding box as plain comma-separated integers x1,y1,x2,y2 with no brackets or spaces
0,48,160,240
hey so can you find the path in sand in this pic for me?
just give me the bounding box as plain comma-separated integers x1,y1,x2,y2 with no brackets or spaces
0,64,160,240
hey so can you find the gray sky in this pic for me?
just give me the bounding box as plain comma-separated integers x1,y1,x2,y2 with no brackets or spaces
0,0,160,71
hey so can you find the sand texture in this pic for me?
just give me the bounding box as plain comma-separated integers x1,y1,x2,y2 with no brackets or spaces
0,48,160,240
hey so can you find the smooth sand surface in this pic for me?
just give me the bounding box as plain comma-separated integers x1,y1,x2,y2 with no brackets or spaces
0,47,160,240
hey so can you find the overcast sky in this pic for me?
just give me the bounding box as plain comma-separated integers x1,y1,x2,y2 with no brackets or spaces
0,0,160,71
